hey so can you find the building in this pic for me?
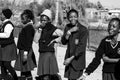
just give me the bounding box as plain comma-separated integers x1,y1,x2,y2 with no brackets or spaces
108,9,120,19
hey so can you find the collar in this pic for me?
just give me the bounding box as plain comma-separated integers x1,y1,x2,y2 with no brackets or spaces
24,20,33,27
105,39,112,42
3,19,11,23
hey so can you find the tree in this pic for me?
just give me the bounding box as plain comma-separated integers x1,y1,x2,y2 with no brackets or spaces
97,1,104,10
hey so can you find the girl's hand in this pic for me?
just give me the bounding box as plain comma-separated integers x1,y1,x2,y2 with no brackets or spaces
69,26,78,32
22,51,28,64
48,39,57,47
63,58,72,66
65,30,71,39
63,56,74,66
77,73,88,80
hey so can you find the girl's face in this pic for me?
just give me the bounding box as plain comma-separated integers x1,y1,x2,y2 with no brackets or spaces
40,15,49,27
0,13,6,21
21,14,30,24
108,20,120,37
68,12,78,26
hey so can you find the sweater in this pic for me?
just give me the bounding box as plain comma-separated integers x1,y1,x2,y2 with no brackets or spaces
85,36,120,74
38,22,58,53
0,21,14,46
17,23,35,51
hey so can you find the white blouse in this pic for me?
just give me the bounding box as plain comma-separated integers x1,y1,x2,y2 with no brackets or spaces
0,19,13,38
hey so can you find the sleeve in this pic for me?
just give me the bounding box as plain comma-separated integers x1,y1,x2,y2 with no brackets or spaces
74,29,88,59
24,26,35,51
85,39,105,75
0,24,13,38
61,27,69,45
53,29,63,36
53,29,63,43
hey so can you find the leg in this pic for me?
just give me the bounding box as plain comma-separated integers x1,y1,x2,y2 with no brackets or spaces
3,61,18,80
22,71,33,80
68,79,76,80
1,61,7,75
43,75,50,80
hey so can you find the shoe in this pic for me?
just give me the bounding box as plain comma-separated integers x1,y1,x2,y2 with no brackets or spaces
26,76,33,80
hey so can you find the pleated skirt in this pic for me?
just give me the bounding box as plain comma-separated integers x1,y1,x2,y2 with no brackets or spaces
37,52,59,76
14,49,37,72
0,43,17,61
103,73,117,80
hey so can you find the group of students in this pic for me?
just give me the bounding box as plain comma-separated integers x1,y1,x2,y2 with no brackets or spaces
0,7,120,80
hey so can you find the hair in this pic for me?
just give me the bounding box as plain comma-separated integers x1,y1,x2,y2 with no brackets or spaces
108,18,120,31
2,8,12,19
67,9,78,20
21,9,34,21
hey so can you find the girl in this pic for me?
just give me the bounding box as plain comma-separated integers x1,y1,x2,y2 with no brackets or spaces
61,9,88,80
80,18,120,80
14,9,37,80
0,8,18,80
34,9,63,80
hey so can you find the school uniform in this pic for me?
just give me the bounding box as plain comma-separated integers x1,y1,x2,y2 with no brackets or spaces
14,22,37,72
61,23,88,79
0,19,17,61
37,22,61,76
0,19,18,80
85,36,120,80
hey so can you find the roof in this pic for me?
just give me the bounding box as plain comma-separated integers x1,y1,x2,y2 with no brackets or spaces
108,10,120,13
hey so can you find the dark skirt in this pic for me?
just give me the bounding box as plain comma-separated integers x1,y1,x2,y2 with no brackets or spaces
0,43,17,61
103,73,116,80
14,49,37,72
64,64,83,79
37,52,59,76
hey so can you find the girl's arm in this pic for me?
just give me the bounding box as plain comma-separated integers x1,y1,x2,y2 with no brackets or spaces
103,54,120,63
61,27,69,45
52,29,63,43
47,29,63,46
0,24,13,38
33,28,42,43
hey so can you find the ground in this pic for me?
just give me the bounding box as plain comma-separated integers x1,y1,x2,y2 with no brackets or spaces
11,38,103,80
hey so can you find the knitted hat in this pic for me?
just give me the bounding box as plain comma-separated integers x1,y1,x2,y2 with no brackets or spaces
41,9,52,20
2,8,12,19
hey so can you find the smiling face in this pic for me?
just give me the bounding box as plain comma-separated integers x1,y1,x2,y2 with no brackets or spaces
108,20,120,37
68,12,78,26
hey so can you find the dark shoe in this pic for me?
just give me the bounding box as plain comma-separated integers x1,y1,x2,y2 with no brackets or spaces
26,76,33,80
51,74,62,80
18,76,26,80
35,76,43,80
0,74,13,80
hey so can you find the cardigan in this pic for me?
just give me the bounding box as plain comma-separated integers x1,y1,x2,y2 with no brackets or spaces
17,23,35,51
85,36,120,74
38,22,58,53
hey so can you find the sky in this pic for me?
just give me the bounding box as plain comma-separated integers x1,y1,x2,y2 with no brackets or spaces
89,0,120,9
